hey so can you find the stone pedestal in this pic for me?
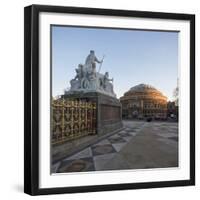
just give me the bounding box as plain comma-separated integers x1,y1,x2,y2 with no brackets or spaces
62,91,123,136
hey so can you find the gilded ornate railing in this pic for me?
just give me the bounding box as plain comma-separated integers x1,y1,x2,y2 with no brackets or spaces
51,98,97,145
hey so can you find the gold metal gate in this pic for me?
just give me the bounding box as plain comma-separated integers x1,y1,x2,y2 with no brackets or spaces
51,98,97,145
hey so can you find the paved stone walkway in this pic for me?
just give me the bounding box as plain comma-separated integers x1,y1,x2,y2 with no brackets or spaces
102,121,178,170
52,121,178,173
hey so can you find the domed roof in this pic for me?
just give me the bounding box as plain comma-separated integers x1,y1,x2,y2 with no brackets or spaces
121,83,167,102
129,83,158,92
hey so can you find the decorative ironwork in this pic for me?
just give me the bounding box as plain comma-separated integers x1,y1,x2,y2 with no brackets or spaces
52,98,97,145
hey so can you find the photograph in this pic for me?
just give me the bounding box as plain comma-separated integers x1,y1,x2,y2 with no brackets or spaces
51,26,179,174
24,5,195,195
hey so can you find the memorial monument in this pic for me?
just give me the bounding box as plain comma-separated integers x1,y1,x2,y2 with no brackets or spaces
64,50,123,135
67,50,116,97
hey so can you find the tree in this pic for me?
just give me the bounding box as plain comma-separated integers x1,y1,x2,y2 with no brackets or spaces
173,79,179,106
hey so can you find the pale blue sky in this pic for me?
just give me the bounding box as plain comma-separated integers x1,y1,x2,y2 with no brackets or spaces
52,26,178,100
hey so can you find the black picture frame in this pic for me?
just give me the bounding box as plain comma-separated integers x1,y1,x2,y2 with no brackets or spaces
24,4,195,196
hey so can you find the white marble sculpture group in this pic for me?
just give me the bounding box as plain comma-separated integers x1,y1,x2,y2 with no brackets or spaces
67,50,116,97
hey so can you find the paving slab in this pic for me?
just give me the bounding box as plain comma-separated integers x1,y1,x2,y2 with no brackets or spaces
102,122,178,170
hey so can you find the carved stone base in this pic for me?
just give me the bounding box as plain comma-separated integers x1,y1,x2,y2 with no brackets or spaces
62,91,123,136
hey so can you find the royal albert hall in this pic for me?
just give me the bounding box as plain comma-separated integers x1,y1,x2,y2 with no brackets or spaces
120,84,168,119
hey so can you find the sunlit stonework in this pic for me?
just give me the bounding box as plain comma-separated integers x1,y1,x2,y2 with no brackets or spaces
120,84,167,119
66,50,116,97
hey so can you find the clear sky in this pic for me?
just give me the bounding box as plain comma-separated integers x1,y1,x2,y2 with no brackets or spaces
52,26,178,100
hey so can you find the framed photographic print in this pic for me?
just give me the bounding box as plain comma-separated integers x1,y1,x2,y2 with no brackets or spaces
24,4,195,195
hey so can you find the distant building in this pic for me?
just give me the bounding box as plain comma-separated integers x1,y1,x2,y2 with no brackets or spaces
120,84,167,119
167,101,178,120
